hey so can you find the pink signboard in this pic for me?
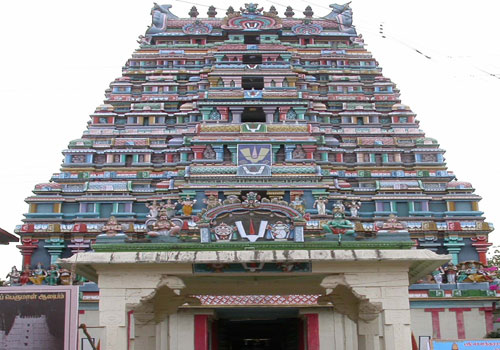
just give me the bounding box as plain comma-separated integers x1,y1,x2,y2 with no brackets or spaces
0,285,79,350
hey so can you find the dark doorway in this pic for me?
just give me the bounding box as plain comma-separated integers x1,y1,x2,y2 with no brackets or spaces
241,107,266,123
125,155,133,166
396,202,409,217
244,35,260,44
217,318,300,350
242,77,264,90
243,54,262,64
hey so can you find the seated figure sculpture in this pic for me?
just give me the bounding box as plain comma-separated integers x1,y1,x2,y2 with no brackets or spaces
147,208,181,237
322,202,355,243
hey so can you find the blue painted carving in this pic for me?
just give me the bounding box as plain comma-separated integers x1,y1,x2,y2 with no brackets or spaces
146,3,178,35
324,3,357,35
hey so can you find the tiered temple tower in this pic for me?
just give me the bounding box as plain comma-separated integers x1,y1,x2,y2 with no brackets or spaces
14,3,495,349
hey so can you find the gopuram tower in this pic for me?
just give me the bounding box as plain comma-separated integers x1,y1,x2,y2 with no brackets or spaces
15,3,495,349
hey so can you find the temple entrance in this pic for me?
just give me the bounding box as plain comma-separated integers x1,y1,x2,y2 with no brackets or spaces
241,107,266,123
215,308,301,350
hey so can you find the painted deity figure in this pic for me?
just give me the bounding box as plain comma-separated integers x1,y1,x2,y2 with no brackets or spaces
102,216,123,236
29,263,47,285
346,200,361,218
163,199,177,218
19,265,32,285
313,197,328,216
148,208,181,237
432,267,444,286
241,3,263,15
146,200,161,220
445,262,458,283
323,204,355,243
242,192,261,208
291,195,305,214
204,195,222,210
381,214,406,231
180,196,197,216
6,266,21,286
45,265,60,286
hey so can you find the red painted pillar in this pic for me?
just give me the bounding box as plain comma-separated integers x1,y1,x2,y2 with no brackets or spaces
302,145,317,160
471,238,492,266
217,107,229,121
480,307,495,334
194,314,209,350
424,308,444,339
16,238,39,266
304,313,320,350
450,308,471,339
192,145,207,160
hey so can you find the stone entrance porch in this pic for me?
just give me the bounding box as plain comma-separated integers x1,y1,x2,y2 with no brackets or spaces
63,249,447,350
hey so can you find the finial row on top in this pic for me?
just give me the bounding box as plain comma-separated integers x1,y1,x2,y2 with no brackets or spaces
152,3,353,19
146,3,355,35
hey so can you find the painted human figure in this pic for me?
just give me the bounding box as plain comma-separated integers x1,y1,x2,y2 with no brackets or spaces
346,200,361,218
148,208,181,237
6,266,21,286
432,267,444,286
313,197,327,215
102,216,123,236
46,265,60,286
204,195,221,210
291,195,305,214
180,196,197,216
163,199,177,218
29,262,47,285
146,200,161,220
19,265,32,285
445,262,458,284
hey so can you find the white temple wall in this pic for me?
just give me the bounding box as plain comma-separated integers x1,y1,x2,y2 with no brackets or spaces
409,309,433,340
439,310,459,339
168,310,195,350
464,308,487,338
314,309,358,350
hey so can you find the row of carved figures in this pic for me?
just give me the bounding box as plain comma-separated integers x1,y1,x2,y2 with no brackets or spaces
3,263,84,287
144,194,362,218
425,261,500,286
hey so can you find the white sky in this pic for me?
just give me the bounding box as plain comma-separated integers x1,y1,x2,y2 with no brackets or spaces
0,0,499,278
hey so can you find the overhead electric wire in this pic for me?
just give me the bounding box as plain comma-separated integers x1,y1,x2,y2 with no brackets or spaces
169,0,499,80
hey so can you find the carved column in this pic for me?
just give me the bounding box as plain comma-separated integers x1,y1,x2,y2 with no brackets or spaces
358,318,381,350
45,237,66,265
471,235,492,265
263,106,276,124
216,107,229,121
227,145,238,164
279,106,290,121
16,238,39,266
443,234,464,265
284,145,295,161
191,145,207,160
320,272,412,350
271,144,281,163
211,145,224,161
301,145,317,160
230,107,244,123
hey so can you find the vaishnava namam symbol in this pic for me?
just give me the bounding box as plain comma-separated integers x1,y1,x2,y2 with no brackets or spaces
240,146,270,163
